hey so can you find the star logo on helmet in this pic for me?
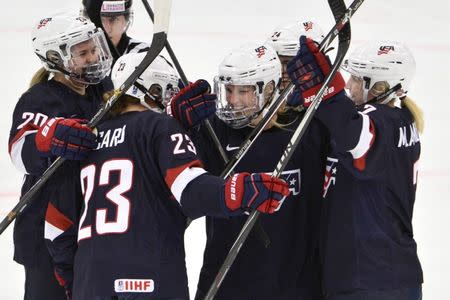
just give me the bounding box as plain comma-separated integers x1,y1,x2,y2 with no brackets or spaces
377,46,395,55
37,18,52,30
303,22,313,31
255,46,267,58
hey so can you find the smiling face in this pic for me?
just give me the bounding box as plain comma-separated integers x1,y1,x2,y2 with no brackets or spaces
69,39,100,75
225,84,257,110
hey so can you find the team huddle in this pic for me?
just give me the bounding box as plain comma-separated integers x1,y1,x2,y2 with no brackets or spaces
7,0,424,300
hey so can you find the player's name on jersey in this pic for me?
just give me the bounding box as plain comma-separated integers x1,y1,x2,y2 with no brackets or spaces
95,125,127,150
397,122,420,148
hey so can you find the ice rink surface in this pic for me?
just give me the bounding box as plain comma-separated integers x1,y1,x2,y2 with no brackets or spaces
0,0,449,299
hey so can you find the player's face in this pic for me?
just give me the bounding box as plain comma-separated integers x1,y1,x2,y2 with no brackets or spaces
346,75,365,105
101,15,127,46
69,39,100,75
226,85,257,111
278,55,292,91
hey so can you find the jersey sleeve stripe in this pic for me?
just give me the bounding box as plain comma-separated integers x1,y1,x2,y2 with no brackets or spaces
44,203,74,241
9,128,38,174
349,113,375,159
165,160,207,202
352,116,376,171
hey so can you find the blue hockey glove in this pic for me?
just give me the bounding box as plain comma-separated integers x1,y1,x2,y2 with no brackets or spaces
35,118,97,160
168,79,217,129
223,172,291,216
287,35,345,107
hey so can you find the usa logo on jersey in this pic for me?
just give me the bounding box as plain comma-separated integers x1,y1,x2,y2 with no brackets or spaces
323,157,338,198
279,169,301,196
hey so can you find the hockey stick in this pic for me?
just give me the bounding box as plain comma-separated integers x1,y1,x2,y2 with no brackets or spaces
0,0,172,235
203,0,360,298
217,0,364,180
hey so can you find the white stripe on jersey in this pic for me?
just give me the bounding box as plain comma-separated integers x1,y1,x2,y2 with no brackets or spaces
10,130,37,174
126,39,150,54
171,167,207,203
349,112,374,159
44,221,64,242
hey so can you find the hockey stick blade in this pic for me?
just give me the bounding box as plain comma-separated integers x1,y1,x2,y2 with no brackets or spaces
0,0,172,236
204,0,360,298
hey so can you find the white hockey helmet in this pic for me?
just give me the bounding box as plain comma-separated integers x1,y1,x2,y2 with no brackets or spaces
111,52,180,111
266,20,325,57
31,14,112,84
214,43,281,128
342,41,416,103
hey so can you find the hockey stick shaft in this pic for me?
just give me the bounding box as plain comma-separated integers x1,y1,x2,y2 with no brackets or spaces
0,0,172,235
204,0,359,298
142,0,229,164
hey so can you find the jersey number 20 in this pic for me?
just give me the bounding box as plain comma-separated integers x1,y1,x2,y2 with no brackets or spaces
78,159,133,241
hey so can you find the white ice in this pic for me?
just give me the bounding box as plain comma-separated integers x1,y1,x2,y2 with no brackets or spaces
0,0,449,299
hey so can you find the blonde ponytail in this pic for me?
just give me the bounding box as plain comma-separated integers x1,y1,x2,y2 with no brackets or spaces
402,96,424,133
29,67,50,88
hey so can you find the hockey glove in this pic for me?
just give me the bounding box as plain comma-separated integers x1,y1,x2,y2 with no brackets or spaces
224,172,291,216
168,79,217,129
35,118,97,160
287,36,345,107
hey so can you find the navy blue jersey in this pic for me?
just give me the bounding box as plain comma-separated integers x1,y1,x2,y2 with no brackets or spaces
8,78,112,267
46,111,229,299
315,93,423,294
194,112,328,300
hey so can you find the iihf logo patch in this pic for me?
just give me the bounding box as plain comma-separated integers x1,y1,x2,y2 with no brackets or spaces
255,46,267,58
323,157,338,198
377,46,395,55
303,21,313,31
37,18,52,29
114,279,154,293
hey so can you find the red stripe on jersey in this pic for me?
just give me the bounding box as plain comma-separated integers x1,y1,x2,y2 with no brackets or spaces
164,159,204,189
54,269,66,287
8,123,39,154
353,119,376,171
45,203,74,231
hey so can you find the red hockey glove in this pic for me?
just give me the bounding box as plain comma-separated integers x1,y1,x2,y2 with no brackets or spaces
168,79,217,129
35,118,97,160
287,35,345,107
224,172,291,216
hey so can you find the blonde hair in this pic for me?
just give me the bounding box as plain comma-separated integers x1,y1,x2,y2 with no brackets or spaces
369,81,424,133
103,90,139,117
402,96,424,133
29,67,51,88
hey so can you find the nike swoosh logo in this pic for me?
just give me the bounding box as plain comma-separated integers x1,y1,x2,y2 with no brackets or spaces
226,145,240,151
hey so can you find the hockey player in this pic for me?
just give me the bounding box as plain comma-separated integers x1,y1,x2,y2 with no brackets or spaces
169,43,328,299
82,0,150,55
44,51,291,300
287,36,424,299
8,14,112,300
